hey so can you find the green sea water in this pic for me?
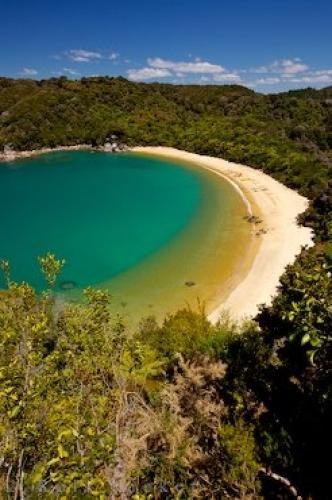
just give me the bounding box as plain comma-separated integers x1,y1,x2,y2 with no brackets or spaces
0,151,252,322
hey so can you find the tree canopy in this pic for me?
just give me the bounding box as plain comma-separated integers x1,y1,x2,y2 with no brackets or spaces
0,77,331,198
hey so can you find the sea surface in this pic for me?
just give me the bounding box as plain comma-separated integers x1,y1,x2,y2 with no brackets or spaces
0,151,252,323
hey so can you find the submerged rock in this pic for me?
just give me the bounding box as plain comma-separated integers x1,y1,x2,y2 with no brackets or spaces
185,280,196,287
60,280,76,290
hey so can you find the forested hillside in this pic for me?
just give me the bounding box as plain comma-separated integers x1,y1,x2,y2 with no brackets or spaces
0,77,331,499
0,76,331,197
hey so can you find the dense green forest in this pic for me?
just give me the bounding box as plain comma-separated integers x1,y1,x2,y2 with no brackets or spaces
0,76,331,197
0,77,331,498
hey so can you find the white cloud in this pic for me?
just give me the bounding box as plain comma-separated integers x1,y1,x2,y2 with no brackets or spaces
279,59,309,74
254,77,281,85
148,57,226,74
137,57,309,85
109,52,119,61
62,67,80,76
199,76,210,83
213,72,241,82
244,58,332,88
311,69,332,79
128,56,237,83
67,49,102,62
250,66,269,74
314,69,332,76
129,55,245,84
250,58,309,75
287,73,332,84
50,50,331,90
247,65,332,89
127,67,171,81
20,67,38,76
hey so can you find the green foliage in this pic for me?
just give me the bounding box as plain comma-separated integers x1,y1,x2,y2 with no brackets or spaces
0,259,10,287
245,247,331,498
299,182,332,242
0,259,262,498
258,247,331,365
0,279,119,497
0,77,331,199
38,252,65,288
218,421,260,493
0,248,330,497
138,308,234,366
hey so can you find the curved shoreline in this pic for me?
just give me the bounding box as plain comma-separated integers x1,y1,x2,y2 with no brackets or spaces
1,144,315,322
132,146,314,322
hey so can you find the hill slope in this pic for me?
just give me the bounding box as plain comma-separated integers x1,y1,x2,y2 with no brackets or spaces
0,77,331,197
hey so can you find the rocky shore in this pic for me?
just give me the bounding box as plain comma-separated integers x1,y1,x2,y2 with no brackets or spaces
0,141,128,162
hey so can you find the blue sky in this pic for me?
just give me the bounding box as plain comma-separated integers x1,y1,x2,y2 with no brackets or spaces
1,0,331,92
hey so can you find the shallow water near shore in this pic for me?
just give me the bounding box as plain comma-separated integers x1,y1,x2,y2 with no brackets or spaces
0,150,252,324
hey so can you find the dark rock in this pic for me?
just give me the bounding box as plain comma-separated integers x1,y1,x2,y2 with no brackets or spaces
185,280,196,287
60,280,76,290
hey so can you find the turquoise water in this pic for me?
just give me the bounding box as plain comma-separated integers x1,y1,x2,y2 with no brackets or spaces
0,150,252,322
0,151,204,290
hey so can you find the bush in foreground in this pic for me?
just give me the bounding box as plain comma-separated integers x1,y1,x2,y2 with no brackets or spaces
0,250,330,498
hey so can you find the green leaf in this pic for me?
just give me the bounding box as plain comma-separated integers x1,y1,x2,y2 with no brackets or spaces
309,336,322,348
47,457,60,467
57,444,69,458
58,428,72,441
301,333,310,345
307,349,317,365
9,404,22,419
31,464,46,484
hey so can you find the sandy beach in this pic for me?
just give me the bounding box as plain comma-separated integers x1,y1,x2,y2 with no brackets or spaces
133,146,314,322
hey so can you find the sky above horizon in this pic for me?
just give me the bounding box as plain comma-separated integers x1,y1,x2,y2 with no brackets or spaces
1,0,331,93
